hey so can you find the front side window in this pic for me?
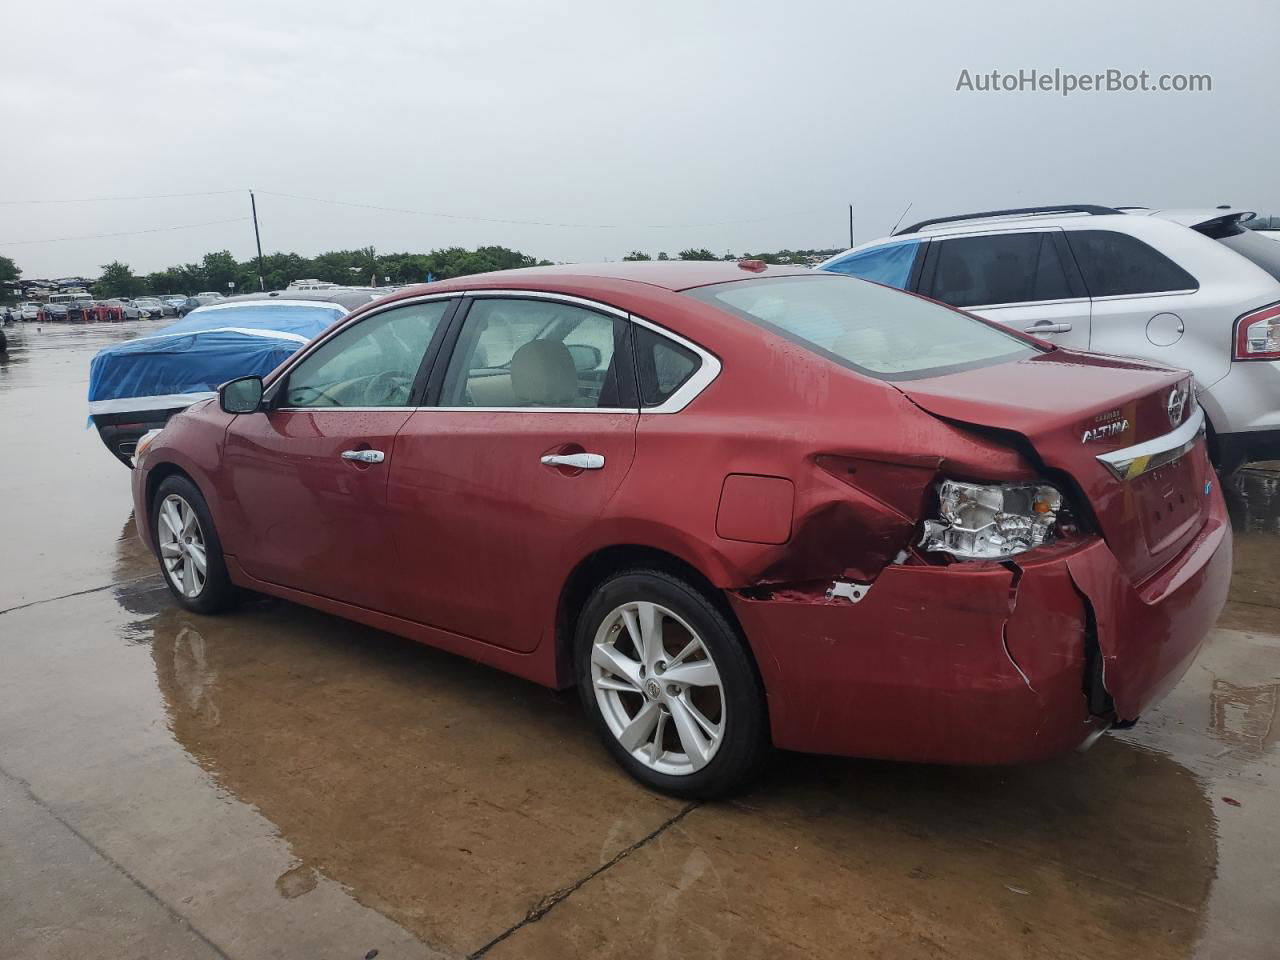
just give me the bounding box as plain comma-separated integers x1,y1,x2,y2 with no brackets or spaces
820,240,923,290
1066,230,1198,296
439,298,634,408
687,274,1038,381
928,232,1075,307
283,300,449,408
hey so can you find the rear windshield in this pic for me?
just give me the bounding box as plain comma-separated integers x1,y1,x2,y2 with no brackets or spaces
1218,230,1280,282
686,274,1039,381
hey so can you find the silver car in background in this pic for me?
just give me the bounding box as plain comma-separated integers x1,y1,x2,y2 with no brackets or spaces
820,204,1280,470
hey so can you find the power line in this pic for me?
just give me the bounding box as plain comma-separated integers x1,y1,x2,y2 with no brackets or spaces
255,190,825,230
0,217,251,246
0,185,825,230
0,189,246,205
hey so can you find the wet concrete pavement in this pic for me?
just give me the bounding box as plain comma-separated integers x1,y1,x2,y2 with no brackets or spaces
1,321,1278,959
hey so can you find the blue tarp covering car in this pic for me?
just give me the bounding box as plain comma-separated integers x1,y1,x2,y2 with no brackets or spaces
87,291,379,465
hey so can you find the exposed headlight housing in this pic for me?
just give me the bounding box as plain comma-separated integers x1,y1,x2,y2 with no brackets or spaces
920,480,1063,560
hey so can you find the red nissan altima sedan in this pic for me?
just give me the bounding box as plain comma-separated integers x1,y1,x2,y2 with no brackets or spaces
131,262,1231,797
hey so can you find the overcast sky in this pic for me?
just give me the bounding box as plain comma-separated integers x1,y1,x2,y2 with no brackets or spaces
2,0,1276,279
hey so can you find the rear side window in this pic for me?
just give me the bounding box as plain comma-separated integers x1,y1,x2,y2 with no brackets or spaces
687,274,1037,382
927,232,1075,307
820,240,922,290
439,298,635,408
1066,230,1198,296
633,326,700,407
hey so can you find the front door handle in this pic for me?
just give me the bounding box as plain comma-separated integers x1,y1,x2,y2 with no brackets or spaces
341,449,385,464
541,453,605,470
1024,322,1072,334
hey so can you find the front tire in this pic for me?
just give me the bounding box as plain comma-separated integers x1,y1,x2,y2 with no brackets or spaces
575,570,768,798
151,475,235,614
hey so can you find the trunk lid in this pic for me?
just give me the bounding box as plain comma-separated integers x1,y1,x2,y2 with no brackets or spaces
896,348,1212,583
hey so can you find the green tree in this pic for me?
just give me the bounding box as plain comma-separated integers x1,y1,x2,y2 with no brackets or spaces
622,251,651,261
201,251,240,294
656,252,670,261
94,261,146,299
0,255,19,304
678,248,717,261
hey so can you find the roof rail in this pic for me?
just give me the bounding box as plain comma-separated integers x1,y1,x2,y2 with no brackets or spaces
894,204,1122,236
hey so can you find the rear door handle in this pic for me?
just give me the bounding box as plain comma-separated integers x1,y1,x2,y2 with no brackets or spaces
341,449,385,463
1024,322,1072,334
541,453,605,470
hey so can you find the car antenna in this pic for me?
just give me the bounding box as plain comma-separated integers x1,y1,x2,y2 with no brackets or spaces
890,201,913,235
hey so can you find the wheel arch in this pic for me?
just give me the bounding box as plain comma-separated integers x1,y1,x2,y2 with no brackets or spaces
145,461,197,520
553,543,752,690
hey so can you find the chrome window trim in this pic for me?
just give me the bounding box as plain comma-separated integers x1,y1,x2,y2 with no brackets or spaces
437,289,721,415
1089,289,1198,302
1096,404,1206,480
264,288,721,415
967,296,1090,310
629,313,721,414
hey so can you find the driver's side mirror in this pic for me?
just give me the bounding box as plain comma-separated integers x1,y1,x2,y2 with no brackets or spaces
567,343,603,373
219,375,264,414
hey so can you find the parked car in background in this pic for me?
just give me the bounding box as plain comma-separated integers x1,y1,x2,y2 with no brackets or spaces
130,262,1230,797
162,295,190,315
65,299,94,323
819,204,1280,470
132,297,166,318
180,294,223,314
16,302,40,321
87,301,125,322
39,303,70,322
103,299,143,320
88,289,381,465
195,291,226,301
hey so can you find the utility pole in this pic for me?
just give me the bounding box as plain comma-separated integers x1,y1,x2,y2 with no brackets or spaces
848,204,854,248
250,191,265,291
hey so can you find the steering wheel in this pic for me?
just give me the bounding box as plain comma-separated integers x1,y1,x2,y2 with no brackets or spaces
365,370,413,406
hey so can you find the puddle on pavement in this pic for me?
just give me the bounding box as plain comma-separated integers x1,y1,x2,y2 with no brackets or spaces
129,576,1223,959
0,322,157,611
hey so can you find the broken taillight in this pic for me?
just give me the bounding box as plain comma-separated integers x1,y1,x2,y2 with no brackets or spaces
920,480,1063,560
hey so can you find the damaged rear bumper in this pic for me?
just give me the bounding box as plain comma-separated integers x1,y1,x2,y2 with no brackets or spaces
729,493,1231,765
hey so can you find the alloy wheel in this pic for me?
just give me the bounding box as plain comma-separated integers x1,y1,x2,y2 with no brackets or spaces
157,494,207,599
590,600,725,776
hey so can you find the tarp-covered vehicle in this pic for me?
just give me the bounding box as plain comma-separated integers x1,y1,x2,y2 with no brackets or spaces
88,290,381,465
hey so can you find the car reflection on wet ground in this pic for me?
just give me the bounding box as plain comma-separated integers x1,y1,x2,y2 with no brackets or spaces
1,322,1277,959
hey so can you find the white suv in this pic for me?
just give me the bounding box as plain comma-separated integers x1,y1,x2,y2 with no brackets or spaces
819,205,1280,469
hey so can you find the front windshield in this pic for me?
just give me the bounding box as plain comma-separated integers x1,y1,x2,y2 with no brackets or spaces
687,274,1039,381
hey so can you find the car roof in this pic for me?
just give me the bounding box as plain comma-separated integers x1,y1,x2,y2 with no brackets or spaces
389,261,814,297
820,204,1264,264
218,289,383,310
876,205,1258,240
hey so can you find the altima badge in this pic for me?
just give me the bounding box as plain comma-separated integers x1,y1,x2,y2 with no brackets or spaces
1082,419,1129,443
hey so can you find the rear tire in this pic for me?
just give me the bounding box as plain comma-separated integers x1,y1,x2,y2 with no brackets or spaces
575,569,768,798
151,475,236,614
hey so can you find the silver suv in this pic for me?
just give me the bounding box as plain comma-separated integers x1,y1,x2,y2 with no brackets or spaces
819,205,1280,469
